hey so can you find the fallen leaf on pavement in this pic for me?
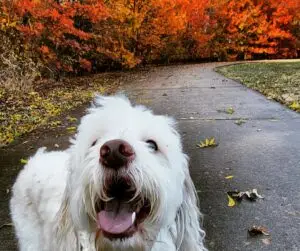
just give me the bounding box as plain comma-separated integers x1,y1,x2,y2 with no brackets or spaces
227,194,236,207
196,137,218,148
248,225,270,236
234,119,246,126
226,107,235,114
227,189,264,202
225,175,234,179
217,107,235,114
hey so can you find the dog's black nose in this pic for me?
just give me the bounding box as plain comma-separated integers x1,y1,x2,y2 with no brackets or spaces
100,139,135,169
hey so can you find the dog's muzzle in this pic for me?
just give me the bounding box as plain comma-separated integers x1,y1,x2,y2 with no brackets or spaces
96,139,150,240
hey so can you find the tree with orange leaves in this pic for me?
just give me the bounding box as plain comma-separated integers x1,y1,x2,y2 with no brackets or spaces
100,0,187,65
1,0,299,73
208,0,298,60
7,0,109,73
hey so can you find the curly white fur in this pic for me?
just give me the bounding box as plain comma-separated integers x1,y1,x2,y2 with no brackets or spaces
10,95,207,251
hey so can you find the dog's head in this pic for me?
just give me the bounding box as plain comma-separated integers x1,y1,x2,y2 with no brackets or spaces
59,95,204,250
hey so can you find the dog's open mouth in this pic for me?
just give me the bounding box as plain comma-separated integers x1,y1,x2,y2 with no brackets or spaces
96,177,151,239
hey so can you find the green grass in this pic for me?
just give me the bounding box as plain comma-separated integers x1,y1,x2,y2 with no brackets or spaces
216,62,300,112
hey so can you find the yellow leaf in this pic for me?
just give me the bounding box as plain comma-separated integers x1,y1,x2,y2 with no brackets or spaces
225,175,234,179
226,107,235,114
235,119,246,125
227,195,235,207
67,126,77,131
20,159,28,164
67,116,77,122
196,137,217,148
290,101,300,111
196,142,205,148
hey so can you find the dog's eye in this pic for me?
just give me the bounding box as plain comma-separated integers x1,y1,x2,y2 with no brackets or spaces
91,140,97,147
146,140,158,151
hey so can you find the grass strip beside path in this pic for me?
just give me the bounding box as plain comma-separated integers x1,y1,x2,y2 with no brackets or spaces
216,62,300,113
0,76,119,147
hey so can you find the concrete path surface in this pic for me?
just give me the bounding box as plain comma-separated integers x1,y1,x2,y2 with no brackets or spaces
1,63,300,250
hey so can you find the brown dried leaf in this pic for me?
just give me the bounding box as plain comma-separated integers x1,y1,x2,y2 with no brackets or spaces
248,226,270,236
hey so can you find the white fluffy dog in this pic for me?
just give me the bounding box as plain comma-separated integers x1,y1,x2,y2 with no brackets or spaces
10,95,206,251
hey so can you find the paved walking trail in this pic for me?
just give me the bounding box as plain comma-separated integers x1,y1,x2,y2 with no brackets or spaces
1,63,299,250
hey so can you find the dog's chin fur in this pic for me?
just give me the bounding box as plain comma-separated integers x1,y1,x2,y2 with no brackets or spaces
10,95,207,251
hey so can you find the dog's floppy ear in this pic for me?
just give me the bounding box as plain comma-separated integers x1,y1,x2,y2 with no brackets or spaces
175,158,207,251
53,191,78,250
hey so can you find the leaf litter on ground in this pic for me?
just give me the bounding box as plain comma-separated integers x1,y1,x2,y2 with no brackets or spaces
67,126,77,132
234,119,246,126
227,194,236,207
227,189,263,207
248,225,270,236
227,189,263,202
67,116,78,122
216,62,300,113
290,101,300,111
217,107,235,115
226,107,235,114
196,137,218,148
20,158,28,164
0,75,118,147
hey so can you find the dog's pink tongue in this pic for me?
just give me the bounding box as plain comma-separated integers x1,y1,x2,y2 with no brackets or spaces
97,201,135,234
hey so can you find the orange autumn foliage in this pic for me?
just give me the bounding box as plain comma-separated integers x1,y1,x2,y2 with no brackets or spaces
10,0,109,73
98,0,187,65
211,0,298,59
0,0,299,74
